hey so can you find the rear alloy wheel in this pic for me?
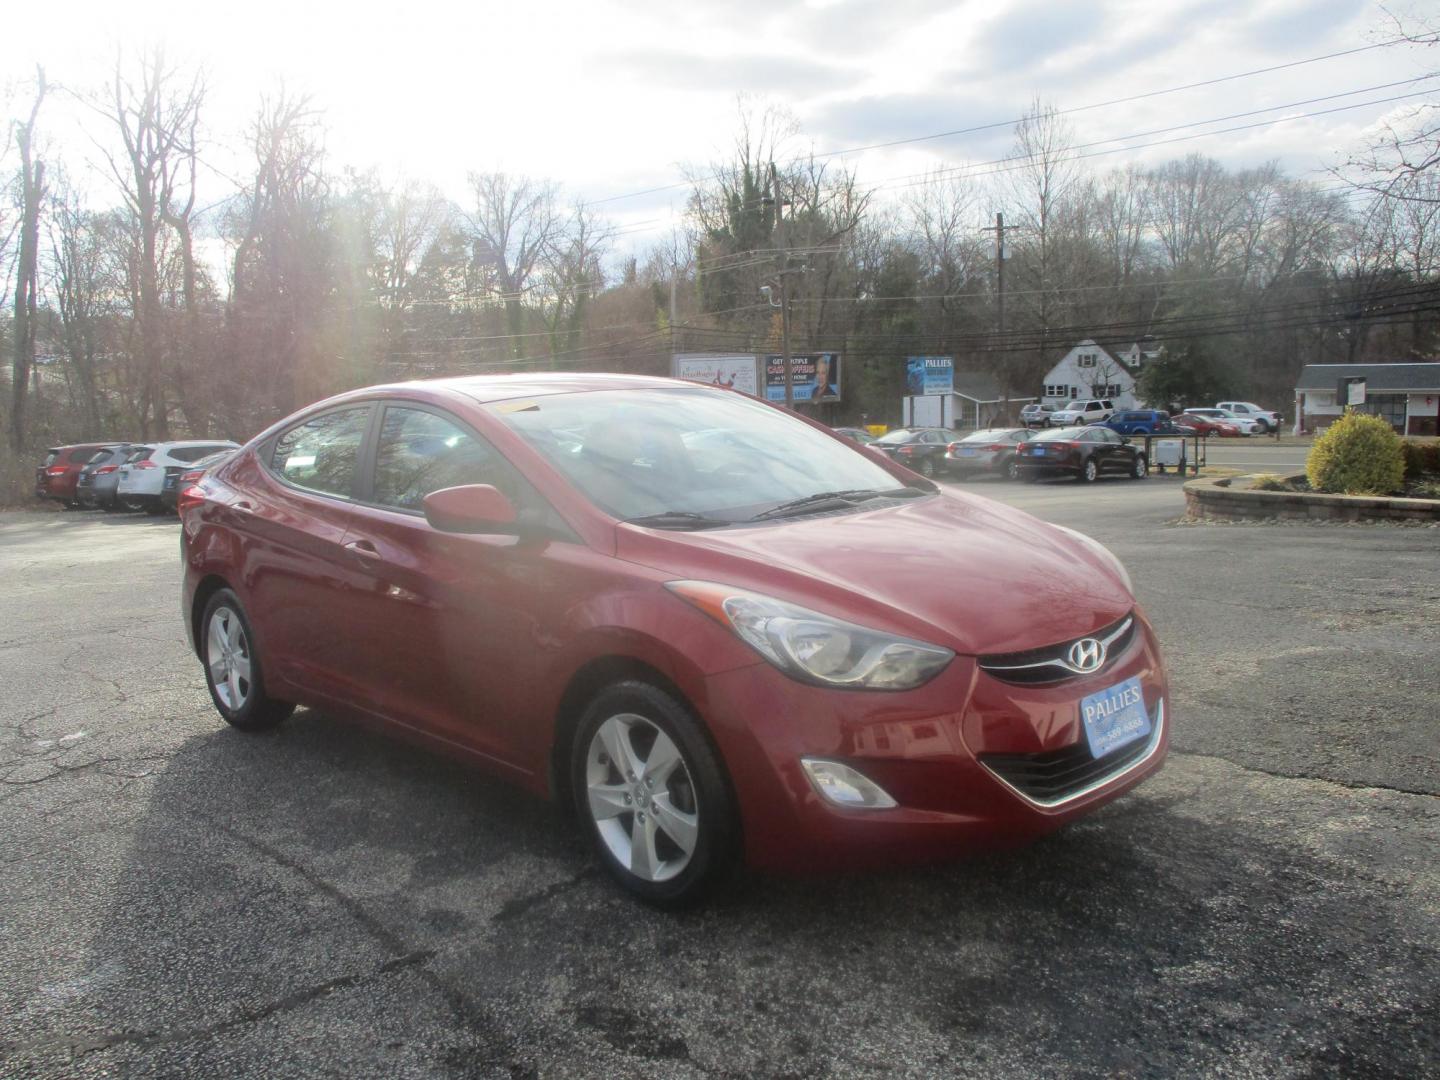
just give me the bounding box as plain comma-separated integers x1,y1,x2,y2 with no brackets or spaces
1080,458,1099,483
1131,455,1148,479
1004,456,1022,481
918,457,937,479
201,590,293,732
572,681,737,907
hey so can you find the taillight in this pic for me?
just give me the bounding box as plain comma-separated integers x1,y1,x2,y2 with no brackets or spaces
181,470,204,483
898,445,915,455
132,460,158,469
177,485,206,516
946,443,962,453
96,465,118,475
46,465,67,475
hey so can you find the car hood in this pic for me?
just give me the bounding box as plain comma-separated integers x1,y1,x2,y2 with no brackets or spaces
614,489,1133,656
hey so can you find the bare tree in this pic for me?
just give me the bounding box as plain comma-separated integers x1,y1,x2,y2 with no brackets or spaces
538,202,611,363
1337,13,1438,204
101,47,204,438
464,171,558,356
9,67,47,452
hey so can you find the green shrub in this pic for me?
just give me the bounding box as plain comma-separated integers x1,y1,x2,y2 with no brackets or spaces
1305,411,1405,495
1402,439,1440,479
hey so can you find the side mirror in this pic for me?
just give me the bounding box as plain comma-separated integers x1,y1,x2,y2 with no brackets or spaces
422,484,518,534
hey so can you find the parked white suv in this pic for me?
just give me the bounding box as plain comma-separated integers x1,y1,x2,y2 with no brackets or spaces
1215,402,1280,432
1049,399,1115,426
117,440,240,513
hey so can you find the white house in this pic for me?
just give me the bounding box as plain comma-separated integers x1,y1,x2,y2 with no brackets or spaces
1294,362,1440,436
1039,340,1140,409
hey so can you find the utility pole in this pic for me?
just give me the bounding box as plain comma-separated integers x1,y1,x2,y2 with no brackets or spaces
994,211,1006,335
771,161,794,410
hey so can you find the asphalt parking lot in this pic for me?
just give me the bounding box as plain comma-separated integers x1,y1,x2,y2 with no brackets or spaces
2,481,1437,1079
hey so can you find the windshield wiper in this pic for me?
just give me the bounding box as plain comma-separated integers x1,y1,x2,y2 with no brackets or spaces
623,511,734,531
750,486,925,521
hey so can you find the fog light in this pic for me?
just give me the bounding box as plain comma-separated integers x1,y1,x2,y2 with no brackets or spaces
800,759,897,810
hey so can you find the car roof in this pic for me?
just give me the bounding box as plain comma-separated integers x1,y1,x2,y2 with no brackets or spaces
361,371,695,406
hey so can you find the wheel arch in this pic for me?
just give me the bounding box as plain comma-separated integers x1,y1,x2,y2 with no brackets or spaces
547,653,741,823
189,574,232,658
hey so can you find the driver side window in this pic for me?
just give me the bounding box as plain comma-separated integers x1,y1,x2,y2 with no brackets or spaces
371,406,521,511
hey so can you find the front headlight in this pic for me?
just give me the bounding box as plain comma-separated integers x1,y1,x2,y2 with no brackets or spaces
666,581,953,690
1053,526,1133,594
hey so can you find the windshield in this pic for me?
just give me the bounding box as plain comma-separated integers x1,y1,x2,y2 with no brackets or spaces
1031,427,1090,442
487,387,904,521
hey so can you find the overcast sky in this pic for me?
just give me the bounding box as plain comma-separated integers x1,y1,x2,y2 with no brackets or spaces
4,0,1436,258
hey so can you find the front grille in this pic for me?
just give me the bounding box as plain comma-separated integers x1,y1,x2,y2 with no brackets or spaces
979,706,1159,806
979,614,1135,685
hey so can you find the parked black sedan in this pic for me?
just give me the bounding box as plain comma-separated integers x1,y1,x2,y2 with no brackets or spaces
871,427,954,478
1015,425,1148,483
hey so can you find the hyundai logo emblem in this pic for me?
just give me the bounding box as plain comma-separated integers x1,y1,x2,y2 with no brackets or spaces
1067,637,1106,673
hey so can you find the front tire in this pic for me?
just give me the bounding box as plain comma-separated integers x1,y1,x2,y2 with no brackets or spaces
571,681,738,908
201,590,293,732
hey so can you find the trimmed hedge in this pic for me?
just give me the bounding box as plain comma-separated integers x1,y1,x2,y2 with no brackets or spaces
1402,439,1440,479
1306,412,1405,495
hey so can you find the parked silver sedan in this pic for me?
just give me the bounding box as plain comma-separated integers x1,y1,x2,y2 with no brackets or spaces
944,427,1035,481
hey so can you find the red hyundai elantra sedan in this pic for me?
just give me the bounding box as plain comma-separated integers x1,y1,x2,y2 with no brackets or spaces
180,374,1168,905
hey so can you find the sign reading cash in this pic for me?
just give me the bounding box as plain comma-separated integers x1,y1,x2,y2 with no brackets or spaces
764,353,842,403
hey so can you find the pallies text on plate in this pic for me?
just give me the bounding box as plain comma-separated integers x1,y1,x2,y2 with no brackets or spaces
1082,682,1143,724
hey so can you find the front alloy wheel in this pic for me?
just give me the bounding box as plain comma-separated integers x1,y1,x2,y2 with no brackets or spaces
572,681,737,906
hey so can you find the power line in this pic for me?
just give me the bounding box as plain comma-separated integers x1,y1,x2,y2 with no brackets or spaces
586,36,1419,207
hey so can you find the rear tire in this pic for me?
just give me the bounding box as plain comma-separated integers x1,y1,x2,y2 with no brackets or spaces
918,458,936,479
1004,457,1022,481
571,681,738,908
1131,456,1148,480
1080,458,1099,483
201,590,293,732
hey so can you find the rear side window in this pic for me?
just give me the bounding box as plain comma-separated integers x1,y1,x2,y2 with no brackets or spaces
125,448,155,464
271,407,370,498
371,406,520,511
70,447,101,463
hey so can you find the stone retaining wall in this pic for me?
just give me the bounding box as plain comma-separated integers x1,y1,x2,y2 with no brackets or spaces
1183,475,1440,523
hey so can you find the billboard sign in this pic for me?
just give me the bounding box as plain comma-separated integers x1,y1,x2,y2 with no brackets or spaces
906,355,954,396
672,354,761,397
764,353,842,403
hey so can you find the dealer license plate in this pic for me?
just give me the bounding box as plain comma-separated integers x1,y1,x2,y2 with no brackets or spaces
1080,676,1151,758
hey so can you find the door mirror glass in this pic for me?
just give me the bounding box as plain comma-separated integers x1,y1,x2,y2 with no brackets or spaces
423,484,518,534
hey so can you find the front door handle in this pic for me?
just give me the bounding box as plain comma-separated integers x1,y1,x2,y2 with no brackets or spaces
343,538,381,560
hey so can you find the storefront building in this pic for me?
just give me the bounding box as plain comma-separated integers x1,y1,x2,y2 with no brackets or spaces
1294,363,1440,436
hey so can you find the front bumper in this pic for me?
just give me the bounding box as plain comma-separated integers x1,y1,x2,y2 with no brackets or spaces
699,612,1170,872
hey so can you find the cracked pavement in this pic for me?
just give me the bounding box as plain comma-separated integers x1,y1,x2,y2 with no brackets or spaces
1,483,1437,1079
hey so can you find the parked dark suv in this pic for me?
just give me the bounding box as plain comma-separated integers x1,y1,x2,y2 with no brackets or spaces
1101,410,1174,435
